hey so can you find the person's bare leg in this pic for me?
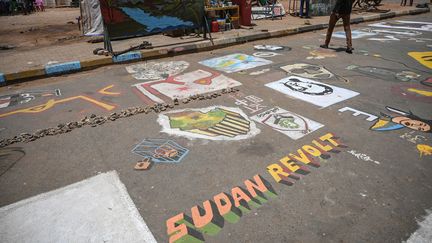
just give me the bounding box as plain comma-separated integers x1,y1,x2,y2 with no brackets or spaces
342,14,353,53
321,13,338,48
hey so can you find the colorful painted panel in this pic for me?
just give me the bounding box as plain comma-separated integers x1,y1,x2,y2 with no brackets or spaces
131,139,189,163
133,69,242,104
370,106,431,133
265,76,359,108
99,0,204,39
408,52,432,69
157,106,260,140
126,61,190,81
251,107,324,140
199,54,272,73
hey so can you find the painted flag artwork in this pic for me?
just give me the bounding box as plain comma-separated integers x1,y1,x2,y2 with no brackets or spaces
99,0,204,39
199,54,272,73
251,107,324,140
265,76,359,108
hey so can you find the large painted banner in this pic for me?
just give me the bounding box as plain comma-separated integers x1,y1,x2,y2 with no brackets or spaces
99,0,204,39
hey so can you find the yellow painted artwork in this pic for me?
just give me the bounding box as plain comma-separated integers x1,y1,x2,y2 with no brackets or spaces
408,52,432,69
417,144,432,157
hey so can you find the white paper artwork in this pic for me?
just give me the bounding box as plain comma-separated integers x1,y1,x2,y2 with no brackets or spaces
368,21,432,32
199,53,272,73
126,61,189,81
332,30,377,39
251,106,324,140
265,76,359,108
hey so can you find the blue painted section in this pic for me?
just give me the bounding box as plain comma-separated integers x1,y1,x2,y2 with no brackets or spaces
45,61,81,75
121,7,194,33
0,73,5,84
112,51,142,63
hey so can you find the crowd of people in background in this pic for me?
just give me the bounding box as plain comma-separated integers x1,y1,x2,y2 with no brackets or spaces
0,0,44,15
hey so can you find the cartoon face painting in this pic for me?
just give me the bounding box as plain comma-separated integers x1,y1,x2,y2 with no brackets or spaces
371,106,432,133
283,78,333,95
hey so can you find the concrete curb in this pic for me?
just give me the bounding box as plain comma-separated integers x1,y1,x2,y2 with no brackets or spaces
0,7,429,85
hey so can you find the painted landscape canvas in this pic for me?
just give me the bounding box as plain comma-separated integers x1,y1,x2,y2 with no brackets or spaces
99,0,204,39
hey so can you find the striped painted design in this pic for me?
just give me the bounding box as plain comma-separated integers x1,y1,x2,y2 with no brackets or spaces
205,109,250,137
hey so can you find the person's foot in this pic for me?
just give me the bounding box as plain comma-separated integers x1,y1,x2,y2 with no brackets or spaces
346,47,354,54
305,16,311,19
299,15,304,18
319,44,328,49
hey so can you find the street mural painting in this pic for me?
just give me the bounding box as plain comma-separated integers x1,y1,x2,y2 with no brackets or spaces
408,52,432,69
400,131,428,144
407,37,432,43
132,139,189,163
347,150,380,165
0,89,61,109
417,144,432,157
251,107,324,140
126,61,190,81
0,95,116,118
281,63,334,79
338,107,378,122
421,77,432,87
249,68,270,76
166,133,346,242
133,69,242,104
306,49,337,60
228,92,267,114
368,35,400,42
252,52,280,58
198,54,272,73
370,106,431,133
265,76,359,108
346,65,421,82
332,30,377,39
157,106,260,141
254,45,289,51
368,21,432,32
391,84,432,103
99,0,204,39
368,28,422,36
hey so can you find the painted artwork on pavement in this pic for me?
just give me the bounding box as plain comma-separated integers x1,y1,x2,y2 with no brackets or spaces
131,139,189,163
421,77,432,87
253,52,280,58
251,107,324,140
157,106,260,140
229,92,267,114
281,63,334,79
338,107,378,122
417,144,432,157
254,45,289,51
0,89,61,109
332,30,377,39
368,21,432,32
133,69,242,104
408,52,432,69
265,76,359,108
391,84,432,103
368,28,422,36
346,65,421,82
126,61,189,81
199,54,272,73
307,49,337,60
370,106,431,133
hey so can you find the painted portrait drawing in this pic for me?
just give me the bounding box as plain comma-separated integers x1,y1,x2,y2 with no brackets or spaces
265,76,359,108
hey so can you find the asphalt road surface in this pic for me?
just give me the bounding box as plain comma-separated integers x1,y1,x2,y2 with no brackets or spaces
0,12,431,243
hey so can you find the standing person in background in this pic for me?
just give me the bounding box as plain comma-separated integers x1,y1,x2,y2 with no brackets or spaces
320,0,354,53
299,0,311,18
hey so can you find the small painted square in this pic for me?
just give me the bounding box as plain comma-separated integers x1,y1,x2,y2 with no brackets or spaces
199,53,272,73
132,139,189,163
251,107,323,140
265,76,359,108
